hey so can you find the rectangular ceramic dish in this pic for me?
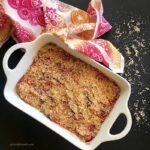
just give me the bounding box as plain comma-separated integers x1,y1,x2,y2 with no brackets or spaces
3,33,132,150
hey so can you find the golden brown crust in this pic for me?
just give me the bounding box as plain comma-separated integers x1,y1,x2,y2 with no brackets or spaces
16,43,120,142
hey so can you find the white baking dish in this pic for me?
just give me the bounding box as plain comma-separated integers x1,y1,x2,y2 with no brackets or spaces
3,33,132,150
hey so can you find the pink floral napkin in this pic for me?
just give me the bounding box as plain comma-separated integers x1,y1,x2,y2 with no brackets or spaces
0,0,124,73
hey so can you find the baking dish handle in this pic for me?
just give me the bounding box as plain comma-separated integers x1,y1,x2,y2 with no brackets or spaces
3,43,27,79
102,104,132,142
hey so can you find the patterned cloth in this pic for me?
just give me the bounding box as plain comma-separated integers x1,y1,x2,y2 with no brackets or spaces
0,0,124,73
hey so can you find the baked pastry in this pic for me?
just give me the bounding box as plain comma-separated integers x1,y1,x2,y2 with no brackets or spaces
16,43,120,142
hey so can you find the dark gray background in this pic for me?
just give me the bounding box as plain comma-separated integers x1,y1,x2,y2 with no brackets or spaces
0,0,150,150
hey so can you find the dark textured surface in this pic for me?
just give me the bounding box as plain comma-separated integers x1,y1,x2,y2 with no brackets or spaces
0,0,150,150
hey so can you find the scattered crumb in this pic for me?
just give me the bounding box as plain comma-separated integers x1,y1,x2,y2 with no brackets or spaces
145,87,149,90
131,44,139,57
112,14,150,132
133,26,140,32
127,58,134,66
115,27,124,39
135,70,139,74
134,110,146,125
134,112,141,123
127,21,141,35
125,46,132,55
